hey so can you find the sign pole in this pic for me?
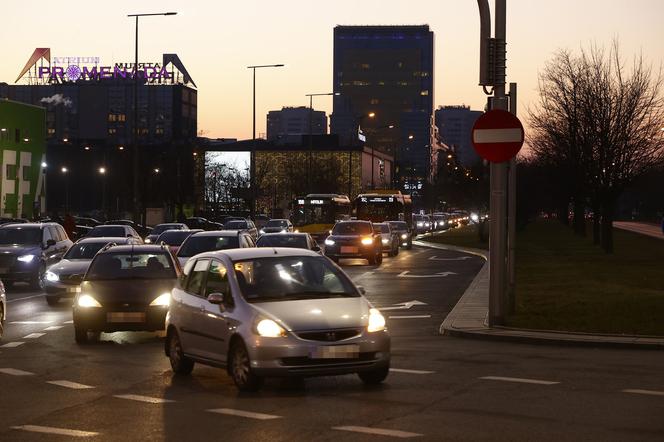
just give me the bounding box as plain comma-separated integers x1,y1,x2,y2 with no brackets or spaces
488,0,508,326
507,82,517,313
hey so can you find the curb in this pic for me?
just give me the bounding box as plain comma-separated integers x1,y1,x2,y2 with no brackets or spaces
416,236,664,350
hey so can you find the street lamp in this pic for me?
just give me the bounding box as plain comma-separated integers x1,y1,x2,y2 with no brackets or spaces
305,92,339,189
247,63,284,220
98,167,107,215
61,167,69,212
128,11,177,225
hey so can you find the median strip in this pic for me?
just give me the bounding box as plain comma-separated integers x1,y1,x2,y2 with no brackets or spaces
480,376,559,385
207,408,281,420
333,425,422,438
12,425,99,437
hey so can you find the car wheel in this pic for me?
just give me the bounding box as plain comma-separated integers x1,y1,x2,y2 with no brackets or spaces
367,254,376,265
168,329,194,375
393,243,399,256
358,365,390,385
45,296,59,306
375,252,383,266
0,305,4,339
30,264,46,291
74,325,89,344
230,339,263,392
406,240,413,250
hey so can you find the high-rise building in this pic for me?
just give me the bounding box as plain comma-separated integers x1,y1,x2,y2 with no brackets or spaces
331,25,434,192
434,105,483,167
267,106,327,142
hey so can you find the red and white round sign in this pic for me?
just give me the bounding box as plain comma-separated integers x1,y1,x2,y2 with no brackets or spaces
471,109,524,163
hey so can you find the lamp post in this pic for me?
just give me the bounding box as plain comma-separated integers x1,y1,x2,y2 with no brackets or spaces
305,92,338,191
247,64,284,220
98,167,107,216
127,11,177,225
61,167,69,212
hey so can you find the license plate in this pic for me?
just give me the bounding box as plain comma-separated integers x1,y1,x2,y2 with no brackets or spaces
107,312,145,323
340,246,358,254
67,287,79,293
310,344,360,359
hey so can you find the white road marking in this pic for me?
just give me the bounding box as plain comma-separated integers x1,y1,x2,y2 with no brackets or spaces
473,127,523,143
333,426,423,438
47,380,95,390
390,368,436,375
354,271,374,280
428,255,472,261
6,294,47,303
480,376,559,385
22,333,46,339
0,368,35,376
0,341,25,348
114,394,174,404
207,408,282,420
12,425,99,437
10,320,53,324
623,389,664,397
63,320,74,324
43,325,64,331
397,270,456,278
379,300,427,311
388,315,431,319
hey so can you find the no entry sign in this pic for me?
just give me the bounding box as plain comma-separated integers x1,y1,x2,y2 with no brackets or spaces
471,109,524,163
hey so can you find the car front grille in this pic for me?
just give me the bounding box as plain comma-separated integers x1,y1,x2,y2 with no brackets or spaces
281,352,377,366
295,328,362,342
0,254,15,267
61,274,83,285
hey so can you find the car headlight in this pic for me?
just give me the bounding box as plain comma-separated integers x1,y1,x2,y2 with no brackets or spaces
381,238,389,245
401,233,408,239
149,292,171,306
280,229,287,233
324,239,335,246
361,237,373,246
416,222,424,227
256,318,286,337
471,213,479,222
144,238,152,244
17,254,35,263
45,271,59,282
259,229,265,234
367,308,386,333
77,294,102,308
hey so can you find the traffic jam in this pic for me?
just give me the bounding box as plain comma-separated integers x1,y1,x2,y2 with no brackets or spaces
0,192,476,392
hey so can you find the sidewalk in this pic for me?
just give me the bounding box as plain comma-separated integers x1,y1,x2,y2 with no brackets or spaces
614,221,664,240
415,240,664,349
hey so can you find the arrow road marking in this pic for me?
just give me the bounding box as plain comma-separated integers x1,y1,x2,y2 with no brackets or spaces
428,255,472,261
397,271,457,278
379,300,427,311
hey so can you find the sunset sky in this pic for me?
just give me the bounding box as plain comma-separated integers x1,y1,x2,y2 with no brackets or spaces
1,0,662,140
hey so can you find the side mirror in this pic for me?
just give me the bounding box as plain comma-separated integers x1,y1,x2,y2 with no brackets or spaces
45,239,56,248
357,285,366,295
312,245,321,252
207,292,225,305
126,234,133,238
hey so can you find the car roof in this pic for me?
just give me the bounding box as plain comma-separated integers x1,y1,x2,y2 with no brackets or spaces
267,218,289,222
189,230,243,237
76,236,131,244
97,244,169,254
336,220,371,224
258,232,307,237
198,247,319,261
159,229,202,235
93,224,127,228
0,222,55,229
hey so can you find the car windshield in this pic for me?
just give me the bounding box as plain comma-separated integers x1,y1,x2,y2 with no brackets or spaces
332,222,372,235
265,220,288,228
177,235,239,257
151,224,181,235
256,235,308,249
233,256,358,302
0,227,41,245
225,220,248,229
388,221,407,230
373,224,390,233
157,230,195,246
88,226,126,237
64,241,110,260
86,252,175,280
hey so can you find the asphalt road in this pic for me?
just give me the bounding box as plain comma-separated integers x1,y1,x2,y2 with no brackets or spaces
1,245,663,441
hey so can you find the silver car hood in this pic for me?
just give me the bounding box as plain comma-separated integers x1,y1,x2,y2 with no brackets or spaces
47,259,91,276
252,296,370,331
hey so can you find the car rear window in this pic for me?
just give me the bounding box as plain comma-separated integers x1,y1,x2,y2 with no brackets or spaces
157,230,196,246
373,224,390,233
177,235,240,257
64,241,110,260
225,220,248,229
0,227,41,245
89,226,126,237
332,223,372,235
256,235,307,249
265,220,288,227
86,252,175,280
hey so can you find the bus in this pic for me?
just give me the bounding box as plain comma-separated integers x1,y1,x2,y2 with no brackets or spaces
292,194,352,239
355,191,413,227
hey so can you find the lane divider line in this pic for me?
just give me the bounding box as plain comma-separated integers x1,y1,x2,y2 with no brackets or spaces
480,376,560,385
63,320,74,324
10,321,53,324
390,368,436,375
388,315,431,319
22,333,46,339
207,408,282,420
332,425,423,438
12,425,99,437
47,380,95,390
114,394,175,404
6,294,47,303
0,368,35,376
43,325,64,331
622,389,664,397
0,341,25,348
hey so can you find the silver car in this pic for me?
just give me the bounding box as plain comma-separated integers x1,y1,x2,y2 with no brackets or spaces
44,237,139,306
0,279,6,339
165,248,390,391
175,230,255,268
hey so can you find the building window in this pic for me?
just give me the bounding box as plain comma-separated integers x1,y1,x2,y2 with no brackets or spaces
370,98,379,105
6,164,17,180
360,63,370,69
22,166,31,180
118,114,126,122
15,129,20,143
47,128,56,136
108,114,117,122
108,128,117,135
420,90,429,96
